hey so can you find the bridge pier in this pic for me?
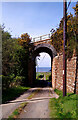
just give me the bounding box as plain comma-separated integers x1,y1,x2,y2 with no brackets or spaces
28,59,36,86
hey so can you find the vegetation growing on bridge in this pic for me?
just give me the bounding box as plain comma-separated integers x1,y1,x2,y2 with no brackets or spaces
51,3,78,58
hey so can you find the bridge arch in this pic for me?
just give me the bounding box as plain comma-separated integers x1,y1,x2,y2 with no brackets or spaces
28,43,57,86
32,43,57,60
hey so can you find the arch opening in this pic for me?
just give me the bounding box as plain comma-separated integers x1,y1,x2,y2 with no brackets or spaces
28,43,57,87
35,52,52,87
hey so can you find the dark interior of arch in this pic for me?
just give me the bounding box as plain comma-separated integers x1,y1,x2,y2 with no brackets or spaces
32,47,52,87
32,47,53,60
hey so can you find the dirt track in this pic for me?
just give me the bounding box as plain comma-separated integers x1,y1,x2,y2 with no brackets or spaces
1,87,59,119
1,88,40,118
18,87,59,118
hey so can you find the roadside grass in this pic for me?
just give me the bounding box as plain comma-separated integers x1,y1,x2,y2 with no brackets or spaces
49,89,78,119
8,102,28,119
2,86,30,103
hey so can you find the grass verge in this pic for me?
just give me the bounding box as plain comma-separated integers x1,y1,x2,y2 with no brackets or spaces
49,89,78,119
2,86,30,103
8,102,28,119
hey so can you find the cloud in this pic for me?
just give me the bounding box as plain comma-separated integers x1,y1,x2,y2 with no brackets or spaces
36,53,51,67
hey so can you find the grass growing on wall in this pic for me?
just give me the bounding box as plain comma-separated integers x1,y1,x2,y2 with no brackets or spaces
49,89,78,119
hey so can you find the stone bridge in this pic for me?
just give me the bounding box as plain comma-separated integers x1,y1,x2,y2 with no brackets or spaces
28,34,78,94
28,34,57,85
32,34,51,46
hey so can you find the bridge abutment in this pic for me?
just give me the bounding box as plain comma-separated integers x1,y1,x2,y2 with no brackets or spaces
52,54,78,94
28,59,36,86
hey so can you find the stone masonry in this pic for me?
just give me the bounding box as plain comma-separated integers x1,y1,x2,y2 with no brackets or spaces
52,54,78,94
29,34,78,94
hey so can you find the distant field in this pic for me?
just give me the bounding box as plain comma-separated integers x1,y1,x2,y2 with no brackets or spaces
36,72,51,82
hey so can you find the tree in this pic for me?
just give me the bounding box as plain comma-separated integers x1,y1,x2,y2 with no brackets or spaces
18,33,31,49
2,26,31,89
17,33,32,85
51,3,77,58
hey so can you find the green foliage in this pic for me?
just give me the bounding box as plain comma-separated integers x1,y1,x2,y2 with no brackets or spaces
17,33,33,85
36,72,51,81
13,76,23,84
49,89,77,119
45,72,51,82
2,33,24,76
1,25,32,89
2,75,14,90
36,72,44,80
51,3,78,58
73,1,78,15
18,33,31,49
2,86,30,103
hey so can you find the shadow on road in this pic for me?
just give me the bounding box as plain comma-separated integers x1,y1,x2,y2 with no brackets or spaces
33,79,52,87
3,87,54,104
5,96,53,104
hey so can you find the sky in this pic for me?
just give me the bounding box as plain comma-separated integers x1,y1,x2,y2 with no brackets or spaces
36,52,51,67
2,2,63,38
1,1,77,67
2,2,76,38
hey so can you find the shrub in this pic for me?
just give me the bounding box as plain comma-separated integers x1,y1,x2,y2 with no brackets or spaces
2,75,13,90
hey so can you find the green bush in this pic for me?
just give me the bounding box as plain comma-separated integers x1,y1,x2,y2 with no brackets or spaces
2,75,13,90
2,75,25,90
13,76,25,86
2,86,30,103
1,24,31,89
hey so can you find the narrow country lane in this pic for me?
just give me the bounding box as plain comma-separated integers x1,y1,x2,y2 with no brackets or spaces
1,87,59,119
1,88,42,118
18,87,59,118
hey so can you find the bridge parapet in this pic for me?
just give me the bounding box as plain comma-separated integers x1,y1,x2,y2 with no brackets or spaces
31,34,51,43
33,39,52,46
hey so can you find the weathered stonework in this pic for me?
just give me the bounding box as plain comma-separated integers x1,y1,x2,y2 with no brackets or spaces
76,82,78,94
28,43,57,86
52,54,78,94
28,39,78,94
28,59,36,86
